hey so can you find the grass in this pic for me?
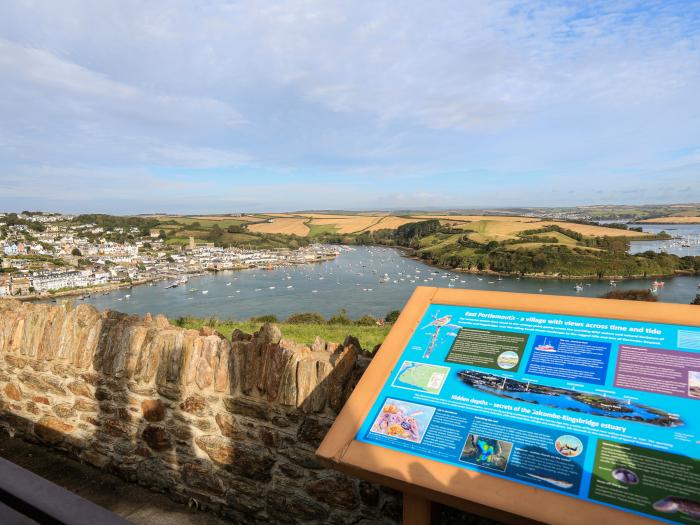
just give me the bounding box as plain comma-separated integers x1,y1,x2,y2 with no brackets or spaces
177,319,391,351
307,222,339,237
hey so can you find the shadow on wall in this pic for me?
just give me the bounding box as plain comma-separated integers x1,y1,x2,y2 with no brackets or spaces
0,299,403,524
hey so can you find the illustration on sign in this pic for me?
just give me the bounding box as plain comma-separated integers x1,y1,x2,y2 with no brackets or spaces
356,304,700,524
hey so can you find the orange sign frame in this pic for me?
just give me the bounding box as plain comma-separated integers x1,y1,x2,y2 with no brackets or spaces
317,287,700,525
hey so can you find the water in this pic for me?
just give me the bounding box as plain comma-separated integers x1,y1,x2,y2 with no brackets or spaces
66,246,700,320
628,223,700,256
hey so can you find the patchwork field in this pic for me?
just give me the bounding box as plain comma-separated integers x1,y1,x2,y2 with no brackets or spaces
440,217,650,240
153,213,654,242
412,214,541,223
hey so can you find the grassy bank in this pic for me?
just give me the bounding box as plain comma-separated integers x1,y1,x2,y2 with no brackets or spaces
176,318,391,351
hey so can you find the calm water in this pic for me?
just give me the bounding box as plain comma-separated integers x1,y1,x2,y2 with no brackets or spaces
68,246,700,320
628,223,700,256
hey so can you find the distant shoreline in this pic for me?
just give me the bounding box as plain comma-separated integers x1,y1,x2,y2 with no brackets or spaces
6,254,338,302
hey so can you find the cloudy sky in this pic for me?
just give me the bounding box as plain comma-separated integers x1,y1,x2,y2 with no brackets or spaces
1,1,699,213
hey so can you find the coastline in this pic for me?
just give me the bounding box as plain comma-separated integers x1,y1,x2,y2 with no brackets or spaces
394,247,696,281
5,253,339,302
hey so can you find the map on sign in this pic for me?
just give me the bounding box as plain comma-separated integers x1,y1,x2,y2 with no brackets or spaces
356,304,700,525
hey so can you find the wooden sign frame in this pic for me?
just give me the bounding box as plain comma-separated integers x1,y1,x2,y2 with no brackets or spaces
317,287,700,525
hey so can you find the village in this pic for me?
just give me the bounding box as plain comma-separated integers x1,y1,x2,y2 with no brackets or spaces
0,211,338,298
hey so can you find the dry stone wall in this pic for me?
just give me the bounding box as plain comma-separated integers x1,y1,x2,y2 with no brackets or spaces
0,300,401,524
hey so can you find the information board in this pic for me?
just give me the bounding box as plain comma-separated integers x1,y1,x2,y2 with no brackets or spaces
357,303,700,524
317,288,700,525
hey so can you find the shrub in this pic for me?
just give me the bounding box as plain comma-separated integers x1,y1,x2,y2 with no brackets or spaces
204,315,220,327
384,310,401,323
328,308,352,325
600,289,658,302
173,315,198,327
250,314,278,323
286,312,326,324
355,314,377,326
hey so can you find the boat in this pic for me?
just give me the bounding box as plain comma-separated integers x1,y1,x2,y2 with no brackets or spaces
201,290,208,294
652,280,665,287
574,284,583,292
609,280,617,287
535,339,556,352
165,283,178,289
226,282,232,286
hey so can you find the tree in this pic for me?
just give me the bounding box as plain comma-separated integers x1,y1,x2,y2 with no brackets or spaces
328,308,352,325
159,230,167,240
355,314,377,326
600,289,658,302
384,310,401,323
286,312,325,324
207,224,224,243
71,248,82,257
692,294,700,305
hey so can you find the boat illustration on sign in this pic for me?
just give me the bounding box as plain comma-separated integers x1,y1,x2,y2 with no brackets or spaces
534,338,556,352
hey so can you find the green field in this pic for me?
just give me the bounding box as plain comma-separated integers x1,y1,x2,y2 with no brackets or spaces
176,319,390,351
307,222,339,237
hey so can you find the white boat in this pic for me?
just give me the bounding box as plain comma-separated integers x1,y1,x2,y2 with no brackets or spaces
574,284,583,292
201,290,208,294
226,282,232,286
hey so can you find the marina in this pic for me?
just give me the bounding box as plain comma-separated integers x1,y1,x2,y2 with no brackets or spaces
65,246,700,320
628,223,700,256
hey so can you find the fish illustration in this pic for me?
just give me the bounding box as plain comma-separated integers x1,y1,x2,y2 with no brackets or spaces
526,473,574,490
653,497,700,518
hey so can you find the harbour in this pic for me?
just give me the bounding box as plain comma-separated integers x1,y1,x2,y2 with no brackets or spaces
66,245,700,320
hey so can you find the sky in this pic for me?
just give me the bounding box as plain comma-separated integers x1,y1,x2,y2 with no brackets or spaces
1,1,699,214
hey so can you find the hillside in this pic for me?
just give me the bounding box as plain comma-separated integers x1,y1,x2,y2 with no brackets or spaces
143,212,699,279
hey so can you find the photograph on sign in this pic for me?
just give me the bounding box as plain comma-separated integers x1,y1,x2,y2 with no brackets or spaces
356,303,700,525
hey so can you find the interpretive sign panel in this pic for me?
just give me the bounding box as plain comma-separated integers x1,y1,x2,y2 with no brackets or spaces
317,288,700,525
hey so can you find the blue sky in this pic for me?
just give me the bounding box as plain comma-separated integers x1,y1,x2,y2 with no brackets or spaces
0,1,699,213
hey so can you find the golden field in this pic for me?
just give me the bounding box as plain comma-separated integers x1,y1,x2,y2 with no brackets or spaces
639,216,700,224
247,217,310,236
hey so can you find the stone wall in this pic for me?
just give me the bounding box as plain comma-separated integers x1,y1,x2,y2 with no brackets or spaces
0,300,401,524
